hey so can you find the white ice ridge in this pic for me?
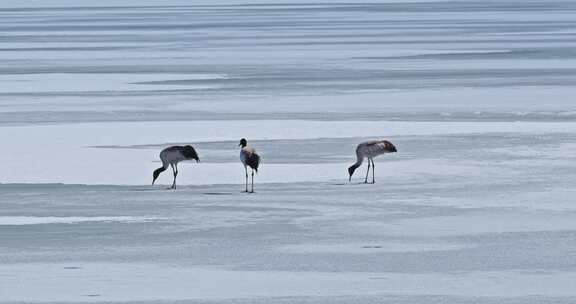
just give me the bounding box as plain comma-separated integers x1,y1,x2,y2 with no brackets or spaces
0,0,449,9
0,216,161,225
2,120,576,146
0,73,225,94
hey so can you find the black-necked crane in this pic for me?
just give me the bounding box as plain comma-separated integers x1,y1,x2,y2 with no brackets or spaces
348,140,397,184
239,138,260,193
152,145,199,189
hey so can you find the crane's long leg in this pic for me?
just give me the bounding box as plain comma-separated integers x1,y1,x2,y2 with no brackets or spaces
250,170,254,193
171,163,178,189
170,164,174,188
371,158,375,184
175,163,179,188
244,165,249,192
364,159,370,184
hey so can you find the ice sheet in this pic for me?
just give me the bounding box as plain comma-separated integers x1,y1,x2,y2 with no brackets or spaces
2,1,576,303
2,263,576,302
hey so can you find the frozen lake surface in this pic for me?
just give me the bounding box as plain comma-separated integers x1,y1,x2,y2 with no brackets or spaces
1,0,576,303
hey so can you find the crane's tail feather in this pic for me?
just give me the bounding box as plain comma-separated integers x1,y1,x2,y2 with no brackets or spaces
247,153,260,173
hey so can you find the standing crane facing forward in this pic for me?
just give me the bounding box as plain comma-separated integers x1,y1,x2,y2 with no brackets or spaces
239,138,260,193
348,140,397,183
152,145,199,189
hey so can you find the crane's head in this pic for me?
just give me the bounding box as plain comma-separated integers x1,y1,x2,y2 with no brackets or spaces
348,164,359,182
239,138,247,147
387,142,398,153
183,145,200,162
152,167,165,185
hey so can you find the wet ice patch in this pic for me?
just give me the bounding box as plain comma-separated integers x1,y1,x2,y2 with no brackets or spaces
0,73,225,94
356,211,576,237
279,242,469,254
489,143,576,159
0,216,161,225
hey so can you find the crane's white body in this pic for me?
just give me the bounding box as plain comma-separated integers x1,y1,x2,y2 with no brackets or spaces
349,140,397,183
240,147,256,166
239,140,260,193
152,145,199,189
355,140,396,160
160,148,188,168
